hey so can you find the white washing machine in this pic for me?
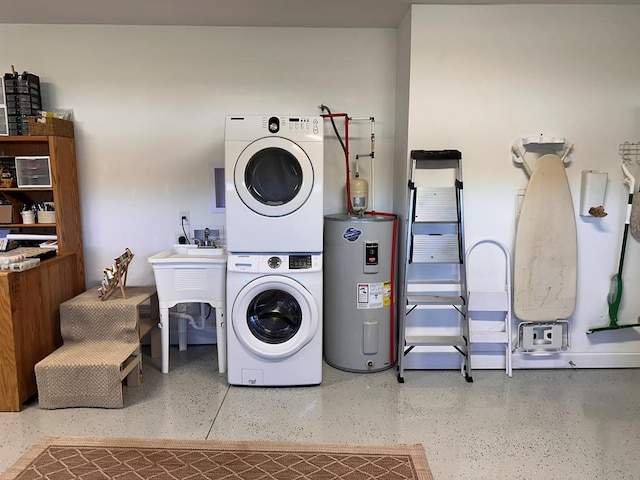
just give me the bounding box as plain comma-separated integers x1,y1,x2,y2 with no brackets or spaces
225,115,324,253
226,253,322,386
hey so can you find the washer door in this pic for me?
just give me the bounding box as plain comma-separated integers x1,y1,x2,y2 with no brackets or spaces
234,137,314,217
232,275,319,360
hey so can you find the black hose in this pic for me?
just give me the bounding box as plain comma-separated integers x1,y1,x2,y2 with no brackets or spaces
319,104,347,155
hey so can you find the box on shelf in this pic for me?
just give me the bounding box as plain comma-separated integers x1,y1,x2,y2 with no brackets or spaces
28,117,74,138
15,156,52,187
0,156,16,186
0,204,12,223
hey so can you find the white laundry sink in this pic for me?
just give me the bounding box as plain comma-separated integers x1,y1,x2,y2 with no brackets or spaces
149,244,226,263
148,245,227,308
148,245,228,374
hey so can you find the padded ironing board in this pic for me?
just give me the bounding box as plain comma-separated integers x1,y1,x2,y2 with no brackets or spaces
514,154,577,321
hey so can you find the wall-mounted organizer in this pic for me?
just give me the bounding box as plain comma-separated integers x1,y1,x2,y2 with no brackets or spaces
579,170,608,217
511,134,576,354
619,142,640,163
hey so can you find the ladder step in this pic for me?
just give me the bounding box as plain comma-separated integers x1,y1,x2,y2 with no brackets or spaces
469,331,510,343
468,291,508,312
407,295,464,305
414,188,458,222
411,235,460,263
405,334,467,347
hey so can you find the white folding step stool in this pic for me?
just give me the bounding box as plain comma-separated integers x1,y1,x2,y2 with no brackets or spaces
466,239,513,377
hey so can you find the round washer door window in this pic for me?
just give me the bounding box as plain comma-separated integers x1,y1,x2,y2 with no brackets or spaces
232,276,318,359
234,137,314,217
247,289,301,344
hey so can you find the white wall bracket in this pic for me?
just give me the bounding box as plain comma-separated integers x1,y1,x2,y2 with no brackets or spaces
511,135,574,177
517,320,571,354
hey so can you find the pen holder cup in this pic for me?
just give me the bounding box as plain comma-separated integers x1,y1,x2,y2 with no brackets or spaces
37,210,56,224
20,211,36,224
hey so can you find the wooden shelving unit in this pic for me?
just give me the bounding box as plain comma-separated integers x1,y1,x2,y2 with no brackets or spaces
0,134,85,411
0,135,84,287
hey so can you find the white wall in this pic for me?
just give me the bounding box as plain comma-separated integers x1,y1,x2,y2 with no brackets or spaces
4,5,640,365
406,4,640,367
0,24,397,286
0,25,396,345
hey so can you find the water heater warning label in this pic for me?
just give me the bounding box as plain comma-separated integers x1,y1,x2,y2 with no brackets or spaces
357,281,391,309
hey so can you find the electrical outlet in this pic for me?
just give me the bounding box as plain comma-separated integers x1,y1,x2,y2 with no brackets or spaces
179,210,190,226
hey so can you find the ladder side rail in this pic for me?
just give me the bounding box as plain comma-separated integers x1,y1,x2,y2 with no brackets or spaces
455,161,472,381
397,160,418,383
503,240,513,377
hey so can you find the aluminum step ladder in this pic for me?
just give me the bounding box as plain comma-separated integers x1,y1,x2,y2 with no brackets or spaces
466,239,513,377
397,149,472,383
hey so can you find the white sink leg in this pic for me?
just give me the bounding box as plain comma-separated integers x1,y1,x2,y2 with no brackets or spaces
160,307,170,373
215,306,226,374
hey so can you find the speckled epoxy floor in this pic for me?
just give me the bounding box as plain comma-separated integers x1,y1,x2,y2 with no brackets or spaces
1,345,639,480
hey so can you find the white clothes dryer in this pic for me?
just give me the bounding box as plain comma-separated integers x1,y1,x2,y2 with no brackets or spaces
225,115,324,253
226,253,322,386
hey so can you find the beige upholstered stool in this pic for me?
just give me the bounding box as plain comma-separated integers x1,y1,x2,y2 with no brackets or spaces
35,286,159,409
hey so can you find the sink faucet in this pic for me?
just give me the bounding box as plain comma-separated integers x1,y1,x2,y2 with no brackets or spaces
201,228,216,248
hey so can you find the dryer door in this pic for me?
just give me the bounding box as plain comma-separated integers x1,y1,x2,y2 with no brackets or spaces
231,275,319,360
234,137,314,217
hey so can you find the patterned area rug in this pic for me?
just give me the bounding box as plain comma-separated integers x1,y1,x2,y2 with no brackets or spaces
0,437,433,480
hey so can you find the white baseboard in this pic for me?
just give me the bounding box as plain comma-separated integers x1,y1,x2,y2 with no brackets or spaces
401,351,640,370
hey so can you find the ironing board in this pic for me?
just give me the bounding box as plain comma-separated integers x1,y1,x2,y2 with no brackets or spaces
514,154,577,321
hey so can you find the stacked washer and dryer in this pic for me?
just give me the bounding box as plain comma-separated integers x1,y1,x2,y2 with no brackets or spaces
224,115,324,386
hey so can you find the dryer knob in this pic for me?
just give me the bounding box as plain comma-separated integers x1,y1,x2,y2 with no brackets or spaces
268,256,282,269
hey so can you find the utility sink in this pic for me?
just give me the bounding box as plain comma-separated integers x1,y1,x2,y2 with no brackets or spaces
148,244,226,264
147,244,227,375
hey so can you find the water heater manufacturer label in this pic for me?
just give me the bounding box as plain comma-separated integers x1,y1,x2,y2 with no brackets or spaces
357,281,391,309
343,227,362,242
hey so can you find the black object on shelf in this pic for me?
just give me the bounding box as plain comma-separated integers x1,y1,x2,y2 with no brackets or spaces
3,71,41,136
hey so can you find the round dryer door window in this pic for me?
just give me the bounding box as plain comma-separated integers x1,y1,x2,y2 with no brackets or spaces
232,275,319,360
234,137,314,217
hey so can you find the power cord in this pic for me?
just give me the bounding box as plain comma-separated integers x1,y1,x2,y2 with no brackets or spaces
181,216,190,244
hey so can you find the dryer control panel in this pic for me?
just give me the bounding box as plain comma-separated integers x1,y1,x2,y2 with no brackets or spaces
225,114,323,142
228,254,322,273
263,116,321,138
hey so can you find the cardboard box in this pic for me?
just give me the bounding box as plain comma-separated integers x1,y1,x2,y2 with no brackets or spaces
0,204,12,223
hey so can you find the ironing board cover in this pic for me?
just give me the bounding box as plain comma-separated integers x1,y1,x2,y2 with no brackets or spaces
514,154,577,321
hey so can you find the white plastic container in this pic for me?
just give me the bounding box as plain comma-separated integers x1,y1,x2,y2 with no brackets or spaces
15,156,52,187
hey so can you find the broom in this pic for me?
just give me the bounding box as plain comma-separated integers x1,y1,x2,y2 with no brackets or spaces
587,163,640,334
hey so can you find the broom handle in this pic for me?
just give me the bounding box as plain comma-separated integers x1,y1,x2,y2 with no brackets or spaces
619,163,635,276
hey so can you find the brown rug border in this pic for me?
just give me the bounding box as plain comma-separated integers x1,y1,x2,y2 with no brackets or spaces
1,436,433,480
